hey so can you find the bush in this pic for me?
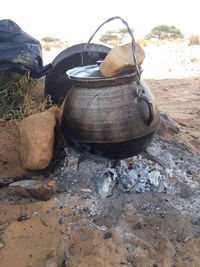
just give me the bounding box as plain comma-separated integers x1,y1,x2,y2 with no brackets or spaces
41,37,60,43
190,57,200,63
99,30,119,46
188,35,200,45
42,42,51,51
42,41,68,51
146,24,184,40
99,27,134,47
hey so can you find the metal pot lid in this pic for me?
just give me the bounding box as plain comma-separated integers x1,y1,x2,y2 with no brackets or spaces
67,64,103,80
66,64,137,81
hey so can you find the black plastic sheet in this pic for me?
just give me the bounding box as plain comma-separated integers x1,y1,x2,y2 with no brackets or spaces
0,19,52,78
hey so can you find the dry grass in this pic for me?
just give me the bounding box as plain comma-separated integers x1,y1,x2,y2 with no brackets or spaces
188,35,200,46
190,57,200,63
42,41,69,51
42,42,51,51
20,81,46,117
0,72,49,128
171,38,185,44
137,38,165,47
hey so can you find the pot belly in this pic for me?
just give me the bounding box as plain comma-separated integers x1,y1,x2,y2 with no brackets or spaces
66,130,157,160
61,80,160,143
61,79,160,159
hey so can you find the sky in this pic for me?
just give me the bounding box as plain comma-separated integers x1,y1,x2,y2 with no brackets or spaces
1,0,200,43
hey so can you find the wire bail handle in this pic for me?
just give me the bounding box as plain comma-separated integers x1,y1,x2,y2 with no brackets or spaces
81,16,141,81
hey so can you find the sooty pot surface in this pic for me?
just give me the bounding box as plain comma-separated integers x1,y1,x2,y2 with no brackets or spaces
61,66,160,159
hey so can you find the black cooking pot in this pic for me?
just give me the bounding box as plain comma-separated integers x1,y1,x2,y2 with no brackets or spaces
61,16,160,159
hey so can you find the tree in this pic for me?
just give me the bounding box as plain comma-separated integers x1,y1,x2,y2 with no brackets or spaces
41,37,60,43
146,25,184,40
99,30,118,45
117,27,134,44
99,27,134,46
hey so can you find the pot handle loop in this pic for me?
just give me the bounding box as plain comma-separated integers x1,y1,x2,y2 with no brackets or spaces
137,86,154,125
81,16,141,81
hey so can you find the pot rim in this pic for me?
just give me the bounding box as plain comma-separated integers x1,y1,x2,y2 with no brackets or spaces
66,64,138,83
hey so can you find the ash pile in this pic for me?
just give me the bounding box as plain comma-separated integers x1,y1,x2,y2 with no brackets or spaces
52,129,200,218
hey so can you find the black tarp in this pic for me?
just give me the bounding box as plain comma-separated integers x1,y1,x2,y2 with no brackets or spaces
0,19,52,77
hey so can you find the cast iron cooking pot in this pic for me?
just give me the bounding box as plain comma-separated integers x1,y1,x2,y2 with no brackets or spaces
61,17,160,159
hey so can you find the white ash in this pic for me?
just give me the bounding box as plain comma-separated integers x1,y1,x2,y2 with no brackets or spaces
123,157,168,193
96,168,118,198
53,136,200,204
146,145,176,169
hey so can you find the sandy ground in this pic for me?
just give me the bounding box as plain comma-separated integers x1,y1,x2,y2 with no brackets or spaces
142,41,200,79
0,43,200,267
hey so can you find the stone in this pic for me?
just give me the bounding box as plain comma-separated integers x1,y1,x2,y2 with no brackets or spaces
9,179,56,201
19,106,62,170
104,231,112,239
17,215,29,221
100,42,145,77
